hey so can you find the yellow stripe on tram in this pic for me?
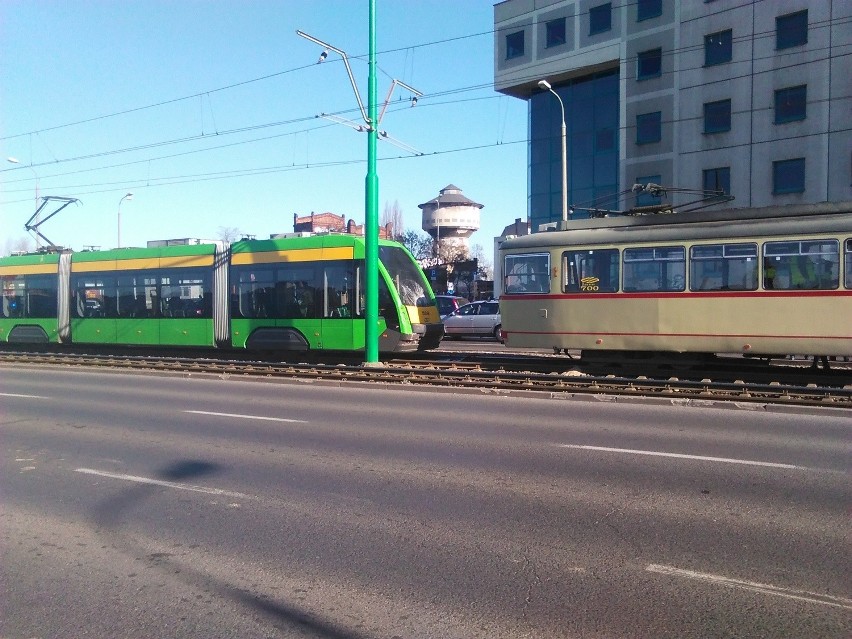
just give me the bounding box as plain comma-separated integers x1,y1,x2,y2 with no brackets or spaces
72,255,215,272
230,247,354,265
0,264,58,276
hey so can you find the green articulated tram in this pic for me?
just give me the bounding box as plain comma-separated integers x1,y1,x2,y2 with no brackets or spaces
0,234,444,354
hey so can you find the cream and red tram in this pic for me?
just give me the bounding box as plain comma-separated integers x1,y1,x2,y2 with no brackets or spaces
498,206,852,359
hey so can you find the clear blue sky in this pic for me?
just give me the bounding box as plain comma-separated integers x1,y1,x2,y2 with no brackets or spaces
0,0,529,261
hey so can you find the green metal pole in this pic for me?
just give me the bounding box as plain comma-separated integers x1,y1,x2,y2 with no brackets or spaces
364,0,379,364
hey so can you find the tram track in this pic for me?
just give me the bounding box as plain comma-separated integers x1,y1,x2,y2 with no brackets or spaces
0,349,849,409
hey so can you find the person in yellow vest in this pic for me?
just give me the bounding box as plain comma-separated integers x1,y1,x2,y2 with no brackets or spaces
789,254,818,289
763,258,777,289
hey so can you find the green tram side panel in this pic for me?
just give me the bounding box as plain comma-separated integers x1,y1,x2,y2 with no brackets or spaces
0,318,60,343
70,318,117,344
71,317,213,347
229,235,401,352
71,244,218,347
0,252,62,343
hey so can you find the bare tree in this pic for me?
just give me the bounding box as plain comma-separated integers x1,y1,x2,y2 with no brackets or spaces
470,243,493,279
400,229,433,262
381,200,404,241
4,236,34,256
436,239,468,265
216,226,242,243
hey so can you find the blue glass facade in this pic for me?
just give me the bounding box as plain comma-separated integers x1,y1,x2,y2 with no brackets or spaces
529,69,619,231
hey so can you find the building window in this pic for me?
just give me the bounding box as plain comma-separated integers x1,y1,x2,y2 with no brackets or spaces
705,29,732,66
637,48,662,80
545,18,566,47
506,30,525,59
589,3,612,35
636,111,662,144
702,167,731,197
596,128,616,151
637,0,662,22
635,175,663,207
775,85,807,124
777,10,807,49
703,99,731,133
773,158,805,194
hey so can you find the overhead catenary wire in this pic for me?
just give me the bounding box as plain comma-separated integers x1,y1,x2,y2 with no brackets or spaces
1,8,847,143
1,8,848,207
3,40,848,189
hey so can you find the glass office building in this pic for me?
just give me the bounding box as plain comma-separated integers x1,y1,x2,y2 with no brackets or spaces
529,69,619,231
494,0,851,233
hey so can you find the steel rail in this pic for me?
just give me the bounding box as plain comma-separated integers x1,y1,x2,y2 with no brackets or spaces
0,351,848,408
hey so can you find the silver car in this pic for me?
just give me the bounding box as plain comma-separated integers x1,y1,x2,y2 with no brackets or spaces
442,300,502,341
435,295,469,319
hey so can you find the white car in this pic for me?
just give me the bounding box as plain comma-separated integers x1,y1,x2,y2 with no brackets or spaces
442,300,502,341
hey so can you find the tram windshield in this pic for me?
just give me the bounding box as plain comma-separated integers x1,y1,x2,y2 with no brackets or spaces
379,246,431,306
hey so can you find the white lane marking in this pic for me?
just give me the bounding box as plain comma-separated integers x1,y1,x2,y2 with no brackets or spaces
646,564,852,610
184,410,307,423
558,444,808,470
75,468,250,499
0,392,47,399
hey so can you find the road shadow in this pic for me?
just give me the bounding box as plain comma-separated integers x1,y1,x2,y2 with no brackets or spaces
88,458,375,639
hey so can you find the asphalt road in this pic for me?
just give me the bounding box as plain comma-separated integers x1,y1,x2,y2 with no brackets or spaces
1,365,850,638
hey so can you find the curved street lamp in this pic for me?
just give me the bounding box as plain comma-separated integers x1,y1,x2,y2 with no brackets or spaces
537,80,569,223
118,193,133,248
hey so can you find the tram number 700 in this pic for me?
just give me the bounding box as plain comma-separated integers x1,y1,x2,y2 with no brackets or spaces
580,276,600,292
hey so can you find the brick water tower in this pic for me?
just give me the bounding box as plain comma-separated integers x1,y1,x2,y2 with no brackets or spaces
419,184,483,260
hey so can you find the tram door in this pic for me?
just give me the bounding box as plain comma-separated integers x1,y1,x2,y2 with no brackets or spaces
320,262,357,350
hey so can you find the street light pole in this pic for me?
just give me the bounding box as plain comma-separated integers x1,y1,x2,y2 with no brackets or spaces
118,193,133,248
436,215,440,265
298,2,411,365
537,80,568,224
364,0,380,364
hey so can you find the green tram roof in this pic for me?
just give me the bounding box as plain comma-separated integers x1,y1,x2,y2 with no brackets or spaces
230,233,401,258
70,243,218,264
1,234,409,266
0,252,62,267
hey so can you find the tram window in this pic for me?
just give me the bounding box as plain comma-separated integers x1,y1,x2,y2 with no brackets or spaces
690,243,758,291
2,276,25,318
115,273,155,318
763,239,839,290
26,276,58,318
562,249,618,293
144,277,160,318
323,262,356,319
273,264,319,319
232,268,274,319
160,269,210,318
846,240,852,289
379,246,429,306
504,253,551,293
623,246,685,292
73,275,115,318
